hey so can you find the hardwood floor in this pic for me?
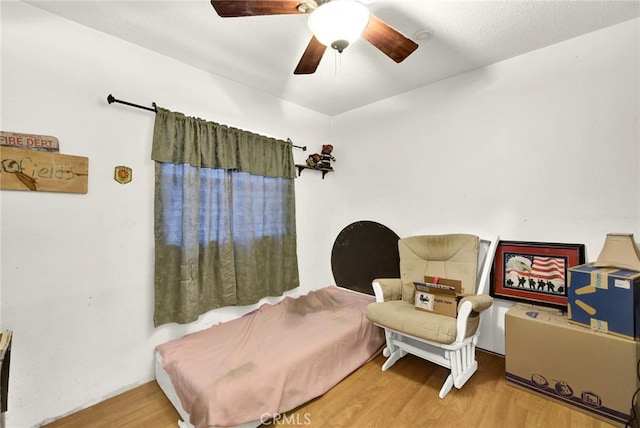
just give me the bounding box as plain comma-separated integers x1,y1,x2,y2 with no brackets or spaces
44,350,616,428
43,381,180,428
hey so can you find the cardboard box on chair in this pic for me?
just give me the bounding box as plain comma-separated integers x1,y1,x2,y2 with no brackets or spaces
505,304,640,427
413,276,466,317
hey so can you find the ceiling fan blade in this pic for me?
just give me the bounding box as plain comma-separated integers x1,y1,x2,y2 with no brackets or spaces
294,36,327,75
211,1,305,17
361,14,418,63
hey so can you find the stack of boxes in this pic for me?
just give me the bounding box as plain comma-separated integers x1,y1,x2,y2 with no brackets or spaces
505,234,640,427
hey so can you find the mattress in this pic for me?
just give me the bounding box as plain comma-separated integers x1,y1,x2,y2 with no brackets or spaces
155,286,384,428
155,351,259,428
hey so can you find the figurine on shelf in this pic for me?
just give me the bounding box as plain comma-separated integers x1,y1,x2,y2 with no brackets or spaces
306,153,321,168
319,144,336,170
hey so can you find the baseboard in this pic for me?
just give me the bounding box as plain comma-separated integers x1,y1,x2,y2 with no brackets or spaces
477,347,505,358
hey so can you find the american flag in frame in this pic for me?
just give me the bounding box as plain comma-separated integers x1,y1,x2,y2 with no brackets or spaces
490,240,586,309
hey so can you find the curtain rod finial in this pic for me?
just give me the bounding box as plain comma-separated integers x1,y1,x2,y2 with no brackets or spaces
107,94,115,104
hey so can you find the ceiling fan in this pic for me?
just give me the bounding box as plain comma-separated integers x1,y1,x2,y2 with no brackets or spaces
210,0,419,75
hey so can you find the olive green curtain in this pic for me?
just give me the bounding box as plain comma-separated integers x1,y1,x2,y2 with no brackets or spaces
152,107,296,178
152,107,299,326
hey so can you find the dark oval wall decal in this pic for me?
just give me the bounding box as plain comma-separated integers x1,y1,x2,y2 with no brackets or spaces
331,220,400,296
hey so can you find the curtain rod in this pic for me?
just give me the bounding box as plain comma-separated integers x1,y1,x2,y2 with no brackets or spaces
106,94,307,151
107,94,157,112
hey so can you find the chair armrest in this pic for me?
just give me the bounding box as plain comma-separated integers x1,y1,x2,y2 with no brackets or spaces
453,295,493,343
371,278,402,303
459,294,493,313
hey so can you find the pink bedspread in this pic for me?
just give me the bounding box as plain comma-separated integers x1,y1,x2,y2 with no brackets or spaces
156,286,384,428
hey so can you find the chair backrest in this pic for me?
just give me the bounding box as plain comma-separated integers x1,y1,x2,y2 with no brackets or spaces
398,234,482,302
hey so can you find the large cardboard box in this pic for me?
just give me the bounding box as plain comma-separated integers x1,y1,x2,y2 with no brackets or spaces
505,304,640,427
567,263,640,340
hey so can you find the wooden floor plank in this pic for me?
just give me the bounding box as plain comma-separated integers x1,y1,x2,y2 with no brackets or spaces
44,350,617,428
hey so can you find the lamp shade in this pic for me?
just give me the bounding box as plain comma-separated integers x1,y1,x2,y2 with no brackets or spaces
593,233,640,271
308,0,370,52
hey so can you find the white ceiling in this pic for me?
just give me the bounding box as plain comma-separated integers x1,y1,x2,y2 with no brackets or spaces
25,0,640,116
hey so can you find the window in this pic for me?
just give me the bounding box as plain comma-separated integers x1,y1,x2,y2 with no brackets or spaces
152,107,299,326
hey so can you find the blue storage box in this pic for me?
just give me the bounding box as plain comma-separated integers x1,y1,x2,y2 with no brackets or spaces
567,263,640,340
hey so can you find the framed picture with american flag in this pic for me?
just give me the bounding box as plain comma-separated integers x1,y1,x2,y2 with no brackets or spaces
490,240,586,309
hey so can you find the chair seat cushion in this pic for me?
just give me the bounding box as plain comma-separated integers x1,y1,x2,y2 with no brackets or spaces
366,300,478,344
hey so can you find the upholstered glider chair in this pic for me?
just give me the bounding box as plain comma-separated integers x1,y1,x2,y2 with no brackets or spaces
366,233,499,399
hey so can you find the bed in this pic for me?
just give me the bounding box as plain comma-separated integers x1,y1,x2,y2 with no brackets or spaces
155,285,384,428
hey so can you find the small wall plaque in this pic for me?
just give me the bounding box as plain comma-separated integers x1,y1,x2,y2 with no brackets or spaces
114,166,132,184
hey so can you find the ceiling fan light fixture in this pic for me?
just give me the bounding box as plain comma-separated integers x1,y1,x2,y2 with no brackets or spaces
308,0,370,53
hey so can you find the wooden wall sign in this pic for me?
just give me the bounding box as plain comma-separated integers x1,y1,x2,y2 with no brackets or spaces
0,147,88,194
0,131,60,152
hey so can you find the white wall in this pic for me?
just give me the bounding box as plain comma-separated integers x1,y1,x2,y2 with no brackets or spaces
330,18,639,355
0,3,333,427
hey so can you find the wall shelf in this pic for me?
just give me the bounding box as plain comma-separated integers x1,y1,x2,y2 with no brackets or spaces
295,164,333,179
